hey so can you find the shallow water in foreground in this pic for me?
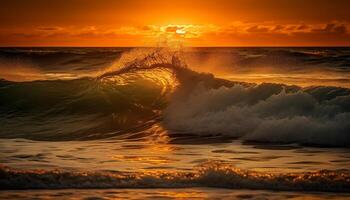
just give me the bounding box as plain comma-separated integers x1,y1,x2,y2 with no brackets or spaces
1,131,350,173
1,128,350,196
1,188,350,200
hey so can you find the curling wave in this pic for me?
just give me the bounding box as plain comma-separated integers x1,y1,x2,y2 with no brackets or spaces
0,48,350,146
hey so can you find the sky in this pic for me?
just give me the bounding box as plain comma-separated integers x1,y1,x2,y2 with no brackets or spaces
1,0,350,46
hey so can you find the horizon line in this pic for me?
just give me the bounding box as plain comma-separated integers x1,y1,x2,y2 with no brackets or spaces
1,46,350,48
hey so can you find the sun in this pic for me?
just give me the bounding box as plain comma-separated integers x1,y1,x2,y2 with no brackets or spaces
175,29,186,35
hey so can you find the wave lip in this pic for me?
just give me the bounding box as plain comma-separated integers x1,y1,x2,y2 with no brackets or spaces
1,163,350,192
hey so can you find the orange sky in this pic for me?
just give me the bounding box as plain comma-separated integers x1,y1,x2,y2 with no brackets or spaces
1,0,350,46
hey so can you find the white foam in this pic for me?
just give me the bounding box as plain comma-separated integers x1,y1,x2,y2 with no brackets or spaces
165,82,350,146
1,163,349,192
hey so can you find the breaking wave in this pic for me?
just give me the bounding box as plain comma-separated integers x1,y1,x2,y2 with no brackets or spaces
0,48,350,146
164,83,350,147
1,162,349,192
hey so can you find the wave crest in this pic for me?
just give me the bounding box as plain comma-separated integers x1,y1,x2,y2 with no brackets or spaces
1,163,349,192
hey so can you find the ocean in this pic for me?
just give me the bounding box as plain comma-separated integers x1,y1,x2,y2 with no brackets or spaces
0,47,350,199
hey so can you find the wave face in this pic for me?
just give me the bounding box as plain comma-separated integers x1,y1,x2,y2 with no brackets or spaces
1,163,349,192
0,72,172,140
0,48,350,146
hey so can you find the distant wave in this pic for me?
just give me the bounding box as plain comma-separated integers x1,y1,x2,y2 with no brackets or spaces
1,162,349,192
0,48,350,146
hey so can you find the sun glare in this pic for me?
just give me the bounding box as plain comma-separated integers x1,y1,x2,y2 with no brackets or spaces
175,29,186,35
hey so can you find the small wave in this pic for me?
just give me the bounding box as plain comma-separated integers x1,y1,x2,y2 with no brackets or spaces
1,163,349,192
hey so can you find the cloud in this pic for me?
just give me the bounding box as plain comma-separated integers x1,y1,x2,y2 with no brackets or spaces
312,23,347,34
165,26,180,33
273,25,285,31
0,21,349,46
37,26,63,31
219,21,350,35
246,25,270,33
297,25,308,30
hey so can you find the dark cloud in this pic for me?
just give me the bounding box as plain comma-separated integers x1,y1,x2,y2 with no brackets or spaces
246,25,269,33
312,23,348,34
11,33,39,38
139,25,153,31
297,25,308,30
165,26,181,33
37,26,62,31
273,25,285,31
333,25,347,34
